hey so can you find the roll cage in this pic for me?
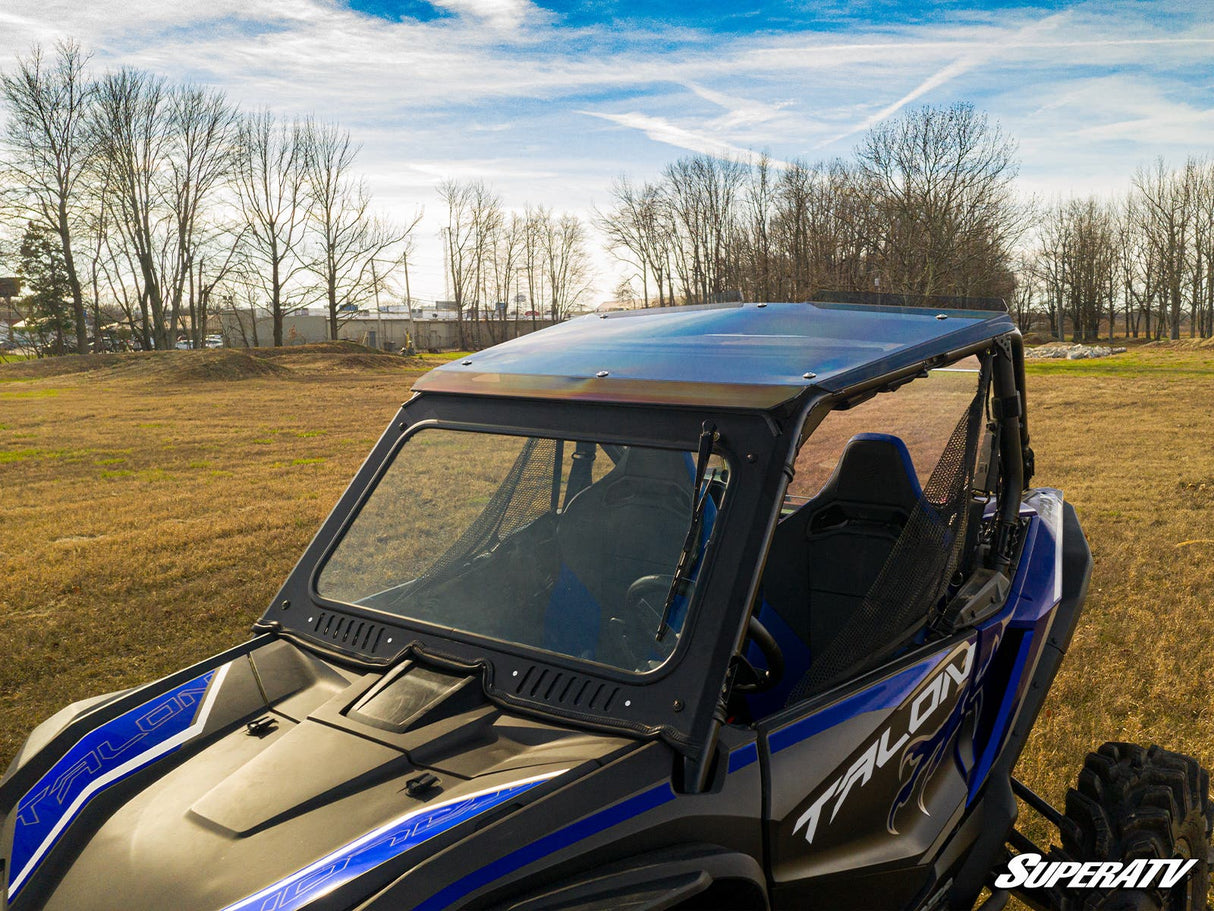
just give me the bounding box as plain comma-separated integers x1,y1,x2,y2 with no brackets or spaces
258,301,1032,795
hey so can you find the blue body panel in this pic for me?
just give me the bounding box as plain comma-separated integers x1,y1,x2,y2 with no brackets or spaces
220,773,565,911
756,494,1065,901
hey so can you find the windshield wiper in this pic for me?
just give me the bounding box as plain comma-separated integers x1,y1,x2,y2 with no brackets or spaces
656,422,718,642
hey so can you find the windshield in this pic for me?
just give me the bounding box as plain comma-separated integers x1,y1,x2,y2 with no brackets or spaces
315,429,728,673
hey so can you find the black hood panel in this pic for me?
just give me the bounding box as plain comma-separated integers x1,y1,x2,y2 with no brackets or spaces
8,639,636,911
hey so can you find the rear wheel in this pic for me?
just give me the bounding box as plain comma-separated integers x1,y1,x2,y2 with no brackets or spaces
1062,742,1214,910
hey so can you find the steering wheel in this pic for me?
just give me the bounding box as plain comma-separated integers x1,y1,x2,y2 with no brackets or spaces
624,574,673,625
732,615,785,694
606,575,676,670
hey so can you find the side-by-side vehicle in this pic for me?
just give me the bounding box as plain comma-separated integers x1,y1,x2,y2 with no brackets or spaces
3,298,1209,911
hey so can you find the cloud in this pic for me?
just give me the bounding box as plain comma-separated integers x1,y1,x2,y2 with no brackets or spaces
577,109,788,166
427,0,546,31
1,0,1213,302
682,82,794,129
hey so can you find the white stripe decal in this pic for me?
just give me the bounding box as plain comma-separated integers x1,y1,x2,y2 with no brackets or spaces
217,768,569,911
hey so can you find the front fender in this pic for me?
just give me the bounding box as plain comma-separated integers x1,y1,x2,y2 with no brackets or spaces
2,689,132,783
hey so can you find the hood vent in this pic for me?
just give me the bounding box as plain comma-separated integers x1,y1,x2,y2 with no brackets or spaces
312,610,384,653
514,666,619,712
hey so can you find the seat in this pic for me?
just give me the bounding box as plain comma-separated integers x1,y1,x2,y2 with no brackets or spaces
543,447,700,659
746,434,921,716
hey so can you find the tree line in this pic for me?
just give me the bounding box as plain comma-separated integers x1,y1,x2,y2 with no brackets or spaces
598,106,1214,344
1023,158,1214,341
6,42,1213,356
0,41,604,357
439,179,592,350
597,104,1022,311
0,40,419,353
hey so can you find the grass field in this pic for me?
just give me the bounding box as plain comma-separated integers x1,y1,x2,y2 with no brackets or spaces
2,340,1213,860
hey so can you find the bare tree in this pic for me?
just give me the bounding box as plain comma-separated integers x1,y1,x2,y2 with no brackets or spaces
1,41,94,353
663,154,747,304
303,119,410,342
484,210,523,342
521,205,547,328
1037,197,1118,341
166,85,238,344
542,213,592,320
90,68,178,349
858,103,1021,301
1132,158,1194,341
438,179,501,348
232,110,310,346
597,176,669,307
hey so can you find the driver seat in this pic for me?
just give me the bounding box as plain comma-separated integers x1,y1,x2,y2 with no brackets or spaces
543,448,698,660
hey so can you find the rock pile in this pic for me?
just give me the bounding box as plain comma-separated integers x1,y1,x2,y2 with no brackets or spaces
1025,344,1127,360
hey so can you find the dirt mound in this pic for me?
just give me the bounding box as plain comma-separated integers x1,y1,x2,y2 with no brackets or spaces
0,352,130,380
1145,337,1214,350
246,341,425,374
0,343,428,384
141,350,288,381
0,349,287,382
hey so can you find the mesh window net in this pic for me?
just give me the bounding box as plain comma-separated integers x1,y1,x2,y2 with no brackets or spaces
787,362,992,703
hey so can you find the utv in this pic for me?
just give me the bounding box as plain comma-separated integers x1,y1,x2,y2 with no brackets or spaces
2,299,1209,911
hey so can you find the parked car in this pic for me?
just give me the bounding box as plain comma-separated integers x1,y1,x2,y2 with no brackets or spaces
204,335,223,349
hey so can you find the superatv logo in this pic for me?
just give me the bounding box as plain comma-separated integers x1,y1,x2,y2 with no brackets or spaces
793,643,974,845
995,853,1198,891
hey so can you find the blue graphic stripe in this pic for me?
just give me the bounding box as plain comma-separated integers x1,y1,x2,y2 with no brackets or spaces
415,783,677,911
968,632,1034,801
728,742,758,773
9,669,219,899
220,773,564,911
768,652,945,754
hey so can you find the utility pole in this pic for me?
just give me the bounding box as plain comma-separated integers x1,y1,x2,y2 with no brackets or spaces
371,258,383,350
403,251,417,354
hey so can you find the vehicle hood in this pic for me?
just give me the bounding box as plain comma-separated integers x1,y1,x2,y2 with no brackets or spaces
1,639,637,911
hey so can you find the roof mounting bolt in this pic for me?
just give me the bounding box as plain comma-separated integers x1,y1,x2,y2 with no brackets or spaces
461,359,472,365
599,313,608,319
596,370,609,378
935,314,948,320
672,699,684,712
802,372,816,380
280,599,290,610
756,302,767,308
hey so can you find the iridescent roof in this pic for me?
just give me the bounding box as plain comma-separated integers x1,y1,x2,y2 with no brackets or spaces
412,301,1014,410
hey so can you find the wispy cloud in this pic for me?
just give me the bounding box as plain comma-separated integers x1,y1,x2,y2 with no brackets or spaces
577,109,787,165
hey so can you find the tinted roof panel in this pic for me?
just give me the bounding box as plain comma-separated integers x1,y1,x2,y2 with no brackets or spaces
413,301,1014,409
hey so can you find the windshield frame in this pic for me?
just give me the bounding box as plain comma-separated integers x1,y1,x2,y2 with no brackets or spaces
262,389,801,755
307,417,732,681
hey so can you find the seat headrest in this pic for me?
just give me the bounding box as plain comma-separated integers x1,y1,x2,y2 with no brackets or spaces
612,446,696,486
818,433,922,508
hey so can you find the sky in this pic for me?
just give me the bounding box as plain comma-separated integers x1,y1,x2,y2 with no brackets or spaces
1,0,1212,303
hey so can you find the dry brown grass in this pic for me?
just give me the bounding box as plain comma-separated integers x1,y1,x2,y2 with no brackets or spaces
2,343,1213,872
0,346,430,766
1016,351,1214,845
